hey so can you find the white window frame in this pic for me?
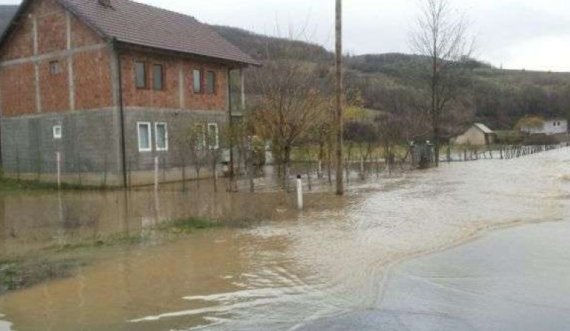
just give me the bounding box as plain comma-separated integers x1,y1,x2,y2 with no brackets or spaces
53,125,62,139
137,122,152,152
207,122,219,150
154,122,169,152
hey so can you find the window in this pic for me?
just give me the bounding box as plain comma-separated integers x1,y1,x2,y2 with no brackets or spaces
49,61,61,75
207,123,219,149
153,64,164,90
206,71,216,94
53,125,62,139
135,61,147,89
193,124,206,149
137,122,152,152
193,69,202,93
155,122,168,151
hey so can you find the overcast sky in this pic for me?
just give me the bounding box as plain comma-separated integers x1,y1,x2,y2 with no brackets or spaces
2,0,569,71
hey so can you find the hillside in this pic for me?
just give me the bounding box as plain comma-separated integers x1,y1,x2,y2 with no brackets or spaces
0,7,567,132
211,24,570,131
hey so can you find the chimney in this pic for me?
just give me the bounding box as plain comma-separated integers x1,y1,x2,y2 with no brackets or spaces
98,0,112,7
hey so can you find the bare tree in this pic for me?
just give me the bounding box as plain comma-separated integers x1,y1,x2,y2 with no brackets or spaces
410,0,474,166
185,124,209,190
206,123,224,193
251,51,328,190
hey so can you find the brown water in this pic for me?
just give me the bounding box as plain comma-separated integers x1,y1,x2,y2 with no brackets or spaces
0,149,569,331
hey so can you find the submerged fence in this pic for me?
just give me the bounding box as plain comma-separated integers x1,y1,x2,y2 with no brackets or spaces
447,143,568,162
3,143,567,191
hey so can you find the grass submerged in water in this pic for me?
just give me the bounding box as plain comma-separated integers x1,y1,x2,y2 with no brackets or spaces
0,177,105,192
0,257,84,295
0,217,225,295
162,217,220,233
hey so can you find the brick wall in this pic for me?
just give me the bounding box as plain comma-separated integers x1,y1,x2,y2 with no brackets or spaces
39,57,69,112
0,0,113,116
120,50,230,111
0,63,36,117
74,48,113,110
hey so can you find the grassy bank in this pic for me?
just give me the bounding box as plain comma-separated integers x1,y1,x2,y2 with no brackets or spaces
0,176,109,193
0,257,85,295
0,217,230,295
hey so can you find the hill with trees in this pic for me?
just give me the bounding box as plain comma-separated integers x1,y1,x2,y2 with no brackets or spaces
0,7,567,133
211,24,570,133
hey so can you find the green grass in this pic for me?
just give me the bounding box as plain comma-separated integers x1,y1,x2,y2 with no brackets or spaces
49,234,146,253
162,217,220,234
0,217,239,295
0,176,112,193
0,257,84,295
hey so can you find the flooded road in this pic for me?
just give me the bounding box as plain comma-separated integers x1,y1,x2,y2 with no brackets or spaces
0,148,569,330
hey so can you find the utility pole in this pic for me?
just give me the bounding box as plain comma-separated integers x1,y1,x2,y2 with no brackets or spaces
335,0,344,195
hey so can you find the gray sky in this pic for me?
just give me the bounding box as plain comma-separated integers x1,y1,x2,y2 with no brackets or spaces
2,0,570,71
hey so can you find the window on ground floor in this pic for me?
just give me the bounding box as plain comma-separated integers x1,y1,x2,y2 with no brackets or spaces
137,122,152,152
155,122,168,151
53,125,62,139
207,123,219,150
192,124,205,150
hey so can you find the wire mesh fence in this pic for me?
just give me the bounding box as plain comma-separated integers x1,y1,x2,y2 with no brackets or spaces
2,142,567,191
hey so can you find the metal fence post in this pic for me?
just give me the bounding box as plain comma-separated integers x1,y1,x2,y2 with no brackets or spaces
56,152,61,189
297,174,303,210
154,156,159,192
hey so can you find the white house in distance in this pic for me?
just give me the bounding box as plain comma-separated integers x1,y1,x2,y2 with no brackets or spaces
520,118,568,136
453,123,496,146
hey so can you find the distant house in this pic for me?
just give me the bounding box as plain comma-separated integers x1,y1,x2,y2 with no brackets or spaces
453,123,496,146
0,0,258,186
519,118,568,136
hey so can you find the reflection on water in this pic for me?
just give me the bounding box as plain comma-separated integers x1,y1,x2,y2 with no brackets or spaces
0,182,343,258
0,149,569,330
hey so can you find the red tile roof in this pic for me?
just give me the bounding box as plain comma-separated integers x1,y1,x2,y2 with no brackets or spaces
58,0,258,65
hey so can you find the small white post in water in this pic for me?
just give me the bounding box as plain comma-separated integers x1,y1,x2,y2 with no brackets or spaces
154,156,159,191
296,175,303,210
56,152,61,189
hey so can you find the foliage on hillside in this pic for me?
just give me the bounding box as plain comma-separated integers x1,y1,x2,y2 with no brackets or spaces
211,24,570,132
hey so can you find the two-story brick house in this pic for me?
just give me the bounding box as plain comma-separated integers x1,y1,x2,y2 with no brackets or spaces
0,0,257,186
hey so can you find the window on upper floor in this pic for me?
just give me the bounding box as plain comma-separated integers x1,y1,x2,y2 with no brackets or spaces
153,64,164,90
206,71,216,94
49,61,62,75
193,69,202,93
135,61,147,89
193,124,206,149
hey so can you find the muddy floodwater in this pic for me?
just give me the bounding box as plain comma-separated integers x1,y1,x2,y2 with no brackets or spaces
0,149,569,330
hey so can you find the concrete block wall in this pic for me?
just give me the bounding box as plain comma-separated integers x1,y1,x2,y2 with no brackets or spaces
1,110,120,175
123,107,227,172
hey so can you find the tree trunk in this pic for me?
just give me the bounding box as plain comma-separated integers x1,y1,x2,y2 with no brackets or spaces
283,145,291,191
